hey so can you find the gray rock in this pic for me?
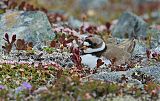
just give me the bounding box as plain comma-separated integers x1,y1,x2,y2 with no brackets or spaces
90,71,126,82
90,64,160,84
132,40,146,56
147,28,160,48
112,11,148,38
126,65,160,80
48,51,74,68
0,10,55,51
152,45,160,53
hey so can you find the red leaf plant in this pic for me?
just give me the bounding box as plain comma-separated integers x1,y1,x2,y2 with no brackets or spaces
20,1,47,12
59,34,74,48
146,49,151,59
96,59,104,68
49,34,74,49
152,52,160,61
15,39,33,50
2,0,48,13
48,13,67,23
105,22,111,33
50,40,56,48
2,33,16,54
86,25,97,34
70,47,83,70
4,0,17,9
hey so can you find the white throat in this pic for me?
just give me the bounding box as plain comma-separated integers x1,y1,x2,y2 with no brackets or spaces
84,42,106,53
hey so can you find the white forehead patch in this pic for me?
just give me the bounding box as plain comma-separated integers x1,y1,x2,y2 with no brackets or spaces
83,42,90,46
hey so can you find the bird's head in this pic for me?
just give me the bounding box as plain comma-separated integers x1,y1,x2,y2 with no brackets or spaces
80,36,106,55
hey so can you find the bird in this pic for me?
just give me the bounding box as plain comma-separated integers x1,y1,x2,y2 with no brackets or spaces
81,35,107,57
80,35,136,66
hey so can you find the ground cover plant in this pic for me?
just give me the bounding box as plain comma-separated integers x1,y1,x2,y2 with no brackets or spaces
1,0,160,101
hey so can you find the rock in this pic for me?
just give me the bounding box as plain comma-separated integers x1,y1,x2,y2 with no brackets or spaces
132,40,146,56
112,11,148,38
108,95,139,101
89,64,160,84
147,27,160,48
90,71,143,86
90,71,126,82
152,45,160,53
47,51,74,68
0,10,55,51
126,65,160,81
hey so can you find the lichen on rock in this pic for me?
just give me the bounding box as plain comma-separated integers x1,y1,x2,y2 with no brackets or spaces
0,10,55,51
